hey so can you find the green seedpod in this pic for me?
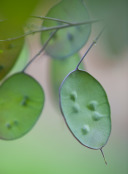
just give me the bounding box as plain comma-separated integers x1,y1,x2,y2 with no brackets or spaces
50,53,84,100
41,0,91,59
0,73,45,140
0,39,24,80
0,24,24,80
9,43,29,75
0,0,41,29
59,70,111,150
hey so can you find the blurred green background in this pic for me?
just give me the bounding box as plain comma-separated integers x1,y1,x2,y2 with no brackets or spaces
0,0,128,173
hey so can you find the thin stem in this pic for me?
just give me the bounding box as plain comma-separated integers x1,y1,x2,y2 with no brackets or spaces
22,29,58,72
31,15,74,25
0,19,101,42
76,26,105,70
100,148,107,165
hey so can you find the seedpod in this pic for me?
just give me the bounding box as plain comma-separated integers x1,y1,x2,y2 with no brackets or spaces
0,25,24,80
59,70,111,151
41,0,91,59
9,43,29,75
0,72,45,140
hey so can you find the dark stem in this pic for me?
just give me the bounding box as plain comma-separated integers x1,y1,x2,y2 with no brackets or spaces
22,29,58,72
75,26,105,70
0,19,101,42
31,15,74,25
100,148,107,165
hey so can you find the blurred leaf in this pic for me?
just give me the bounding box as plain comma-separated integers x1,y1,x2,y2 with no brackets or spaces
86,0,128,55
41,0,91,59
60,70,111,149
104,2,128,55
0,73,44,140
85,0,112,18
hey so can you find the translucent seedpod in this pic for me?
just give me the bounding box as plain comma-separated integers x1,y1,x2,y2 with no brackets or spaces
0,24,25,80
59,70,111,162
41,0,91,59
0,73,45,140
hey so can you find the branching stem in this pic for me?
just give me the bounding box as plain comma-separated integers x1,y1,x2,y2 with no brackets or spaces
22,29,58,72
31,15,102,25
31,15,75,25
0,19,101,42
76,26,105,70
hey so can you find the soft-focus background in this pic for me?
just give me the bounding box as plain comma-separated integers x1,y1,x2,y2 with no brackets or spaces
0,0,128,173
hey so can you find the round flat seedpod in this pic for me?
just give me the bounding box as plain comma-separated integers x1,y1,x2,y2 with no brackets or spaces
0,24,24,80
0,73,44,140
41,0,91,59
59,70,111,149
9,43,29,75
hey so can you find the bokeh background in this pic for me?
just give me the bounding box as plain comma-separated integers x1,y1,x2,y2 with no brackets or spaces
0,0,128,173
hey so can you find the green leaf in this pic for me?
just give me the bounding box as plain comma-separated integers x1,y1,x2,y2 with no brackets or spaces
41,0,91,59
51,53,84,100
0,73,44,140
59,70,111,149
